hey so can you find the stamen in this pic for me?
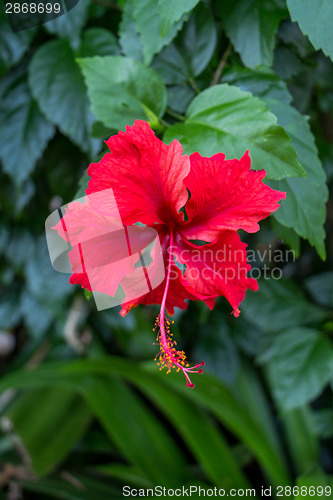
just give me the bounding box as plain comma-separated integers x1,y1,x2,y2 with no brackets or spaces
153,230,204,388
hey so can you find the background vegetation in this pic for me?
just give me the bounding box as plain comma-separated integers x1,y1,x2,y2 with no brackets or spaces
0,0,333,498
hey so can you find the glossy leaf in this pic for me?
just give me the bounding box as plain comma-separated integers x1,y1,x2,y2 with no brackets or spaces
287,0,333,61
220,0,287,68
129,0,185,65
29,28,117,157
28,39,99,156
223,67,328,258
78,56,167,130
152,3,216,81
164,84,304,180
264,327,333,409
158,0,199,37
242,279,328,335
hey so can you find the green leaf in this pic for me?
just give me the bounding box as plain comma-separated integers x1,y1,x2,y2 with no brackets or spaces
78,56,167,130
24,236,71,305
194,318,239,385
264,327,333,409
287,0,333,61
158,0,200,37
97,464,153,488
219,0,287,68
119,0,144,62
164,83,304,180
130,0,186,65
223,67,328,258
44,0,91,50
312,409,333,438
271,218,301,257
78,375,188,485
294,472,333,499
0,357,290,486
74,170,91,199
305,272,333,308
242,279,328,335
167,84,195,113
282,408,319,475
22,475,124,500
0,5,35,76
178,2,217,77
117,371,249,489
270,106,327,259
152,2,217,81
0,71,55,187
8,387,92,475
28,35,106,157
79,28,120,58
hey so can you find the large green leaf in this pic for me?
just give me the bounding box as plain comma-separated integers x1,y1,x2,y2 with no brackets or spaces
287,0,333,61
44,0,91,50
223,67,328,258
78,375,188,486
0,357,290,486
111,371,249,489
164,83,304,179
126,0,186,65
0,71,55,187
219,0,287,68
78,56,167,130
29,29,118,157
158,0,200,37
8,387,92,475
263,327,333,409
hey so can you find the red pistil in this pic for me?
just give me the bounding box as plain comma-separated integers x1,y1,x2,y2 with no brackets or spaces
154,231,204,388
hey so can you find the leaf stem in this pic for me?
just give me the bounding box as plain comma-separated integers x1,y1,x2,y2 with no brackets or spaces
210,43,232,86
188,77,200,95
166,107,186,122
159,117,170,129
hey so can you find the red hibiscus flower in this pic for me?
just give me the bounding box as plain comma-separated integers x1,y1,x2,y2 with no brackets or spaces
55,120,286,388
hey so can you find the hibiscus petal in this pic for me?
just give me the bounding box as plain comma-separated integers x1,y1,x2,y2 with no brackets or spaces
86,120,190,226
182,150,286,240
120,230,212,316
172,232,258,316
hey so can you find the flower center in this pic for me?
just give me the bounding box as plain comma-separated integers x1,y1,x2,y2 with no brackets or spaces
153,230,204,388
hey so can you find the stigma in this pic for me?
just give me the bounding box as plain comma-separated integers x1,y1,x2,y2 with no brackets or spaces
153,315,204,388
